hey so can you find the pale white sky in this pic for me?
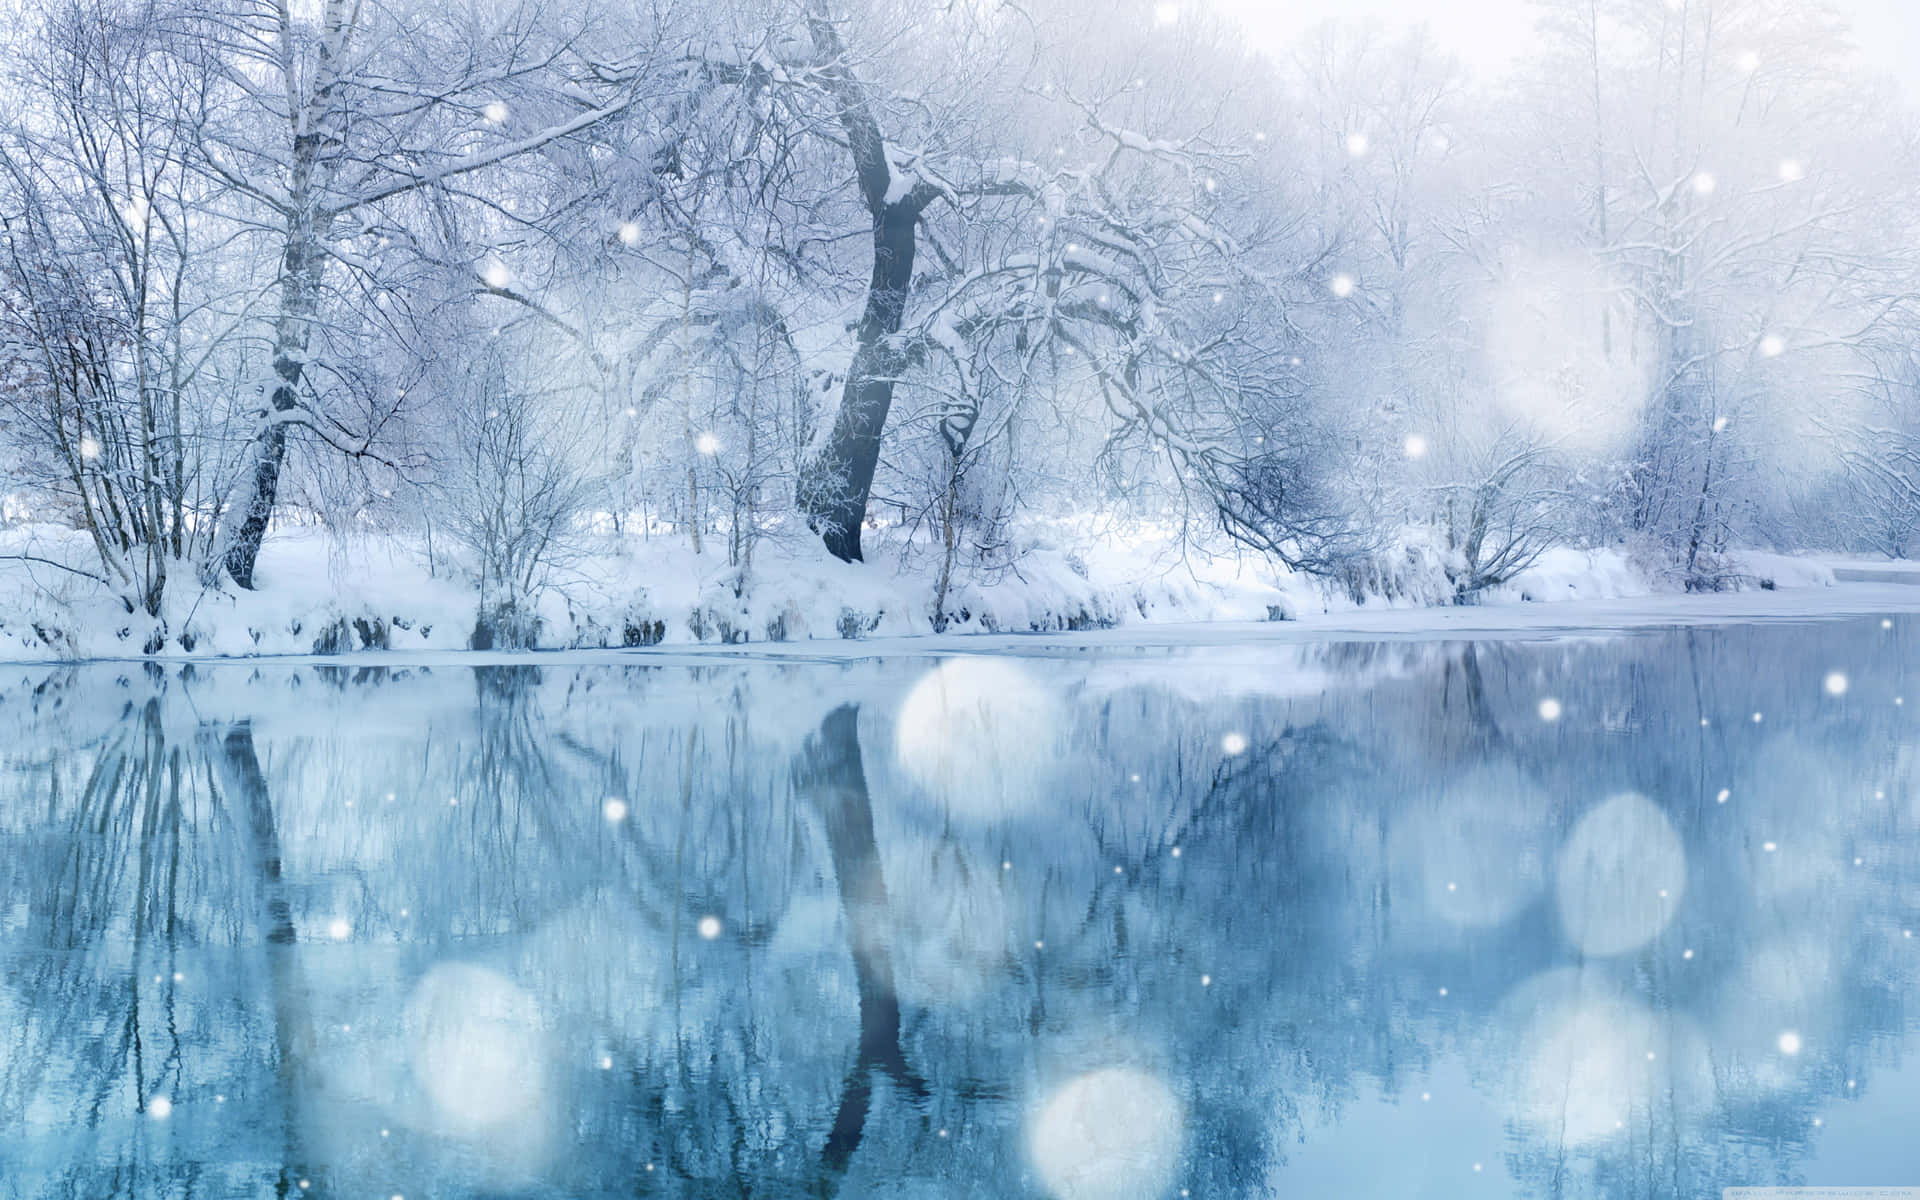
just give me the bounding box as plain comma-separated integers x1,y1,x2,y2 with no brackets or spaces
1207,0,1920,92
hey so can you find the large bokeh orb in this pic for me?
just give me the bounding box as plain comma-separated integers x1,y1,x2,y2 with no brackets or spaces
407,962,549,1132
1029,1067,1183,1200
895,657,1063,822
1555,792,1687,956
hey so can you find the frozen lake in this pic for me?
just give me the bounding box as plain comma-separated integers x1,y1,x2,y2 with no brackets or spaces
4,610,1920,1197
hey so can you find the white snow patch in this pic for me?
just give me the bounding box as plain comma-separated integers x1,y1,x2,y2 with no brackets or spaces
0,518,1879,664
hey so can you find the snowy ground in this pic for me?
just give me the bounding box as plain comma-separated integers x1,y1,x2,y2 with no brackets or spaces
653,578,1920,661
0,517,1903,663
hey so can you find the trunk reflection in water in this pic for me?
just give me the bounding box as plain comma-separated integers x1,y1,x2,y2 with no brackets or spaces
796,703,925,1191
0,618,1917,1198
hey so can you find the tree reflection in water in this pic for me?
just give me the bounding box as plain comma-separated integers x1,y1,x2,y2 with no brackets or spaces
0,619,1917,1197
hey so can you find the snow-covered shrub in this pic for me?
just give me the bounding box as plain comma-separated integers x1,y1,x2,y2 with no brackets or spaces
428,340,593,648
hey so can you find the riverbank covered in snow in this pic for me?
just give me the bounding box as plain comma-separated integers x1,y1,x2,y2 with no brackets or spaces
0,520,1851,662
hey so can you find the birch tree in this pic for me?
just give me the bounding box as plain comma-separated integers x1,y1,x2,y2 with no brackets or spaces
194,0,645,586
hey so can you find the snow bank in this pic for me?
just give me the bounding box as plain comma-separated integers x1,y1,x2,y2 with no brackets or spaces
1488,547,1653,603
0,519,1841,662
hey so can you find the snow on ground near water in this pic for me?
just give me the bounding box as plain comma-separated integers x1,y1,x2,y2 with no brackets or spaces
0,517,1879,663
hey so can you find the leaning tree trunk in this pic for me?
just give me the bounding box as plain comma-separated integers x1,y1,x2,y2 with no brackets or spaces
795,13,941,563
222,0,347,589
222,228,319,588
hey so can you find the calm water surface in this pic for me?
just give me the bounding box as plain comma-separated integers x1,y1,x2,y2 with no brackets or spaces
4,618,1920,1198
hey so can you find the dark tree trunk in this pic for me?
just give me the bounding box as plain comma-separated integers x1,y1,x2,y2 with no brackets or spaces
802,206,922,562
796,14,942,563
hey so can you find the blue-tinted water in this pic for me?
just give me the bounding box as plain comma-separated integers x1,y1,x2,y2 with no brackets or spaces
2,619,1918,1198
